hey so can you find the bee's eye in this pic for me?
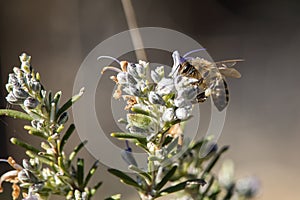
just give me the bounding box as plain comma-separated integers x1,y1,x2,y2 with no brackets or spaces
182,65,190,74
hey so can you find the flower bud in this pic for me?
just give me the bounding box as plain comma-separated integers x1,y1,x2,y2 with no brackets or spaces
156,78,174,95
148,91,164,105
12,87,28,99
127,74,137,86
175,107,191,120
127,63,139,78
151,71,161,83
6,92,23,105
8,74,19,86
162,108,174,122
136,64,146,77
30,80,41,92
24,97,39,109
236,177,260,198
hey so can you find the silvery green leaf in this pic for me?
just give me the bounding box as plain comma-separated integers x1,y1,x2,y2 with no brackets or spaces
127,113,156,130
175,107,191,120
128,126,148,134
156,78,175,95
13,87,28,99
148,91,165,105
24,97,39,109
117,72,127,85
121,150,138,166
162,108,174,122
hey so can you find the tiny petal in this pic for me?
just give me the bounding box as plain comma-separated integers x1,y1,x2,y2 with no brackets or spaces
156,78,175,95
174,97,190,108
151,71,161,83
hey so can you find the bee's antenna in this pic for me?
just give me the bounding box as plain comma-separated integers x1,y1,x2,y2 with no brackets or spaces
97,56,121,65
183,48,206,58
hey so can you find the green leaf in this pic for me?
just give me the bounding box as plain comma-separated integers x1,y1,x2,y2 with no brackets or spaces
201,146,229,178
108,168,142,190
10,137,39,153
0,109,33,121
158,179,206,196
104,194,121,200
155,165,177,191
68,140,87,165
56,87,84,119
60,124,75,152
111,132,147,145
131,106,150,116
24,125,48,139
83,160,100,188
128,165,152,183
77,158,84,189
90,181,103,196
127,113,155,129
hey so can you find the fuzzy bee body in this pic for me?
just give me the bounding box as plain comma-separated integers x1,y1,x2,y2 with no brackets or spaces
177,58,242,111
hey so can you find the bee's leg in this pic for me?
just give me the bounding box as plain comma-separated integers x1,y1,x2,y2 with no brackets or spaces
195,92,208,103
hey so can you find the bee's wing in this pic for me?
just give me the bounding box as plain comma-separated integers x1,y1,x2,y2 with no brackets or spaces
215,59,244,68
219,68,242,78
215,59,243,78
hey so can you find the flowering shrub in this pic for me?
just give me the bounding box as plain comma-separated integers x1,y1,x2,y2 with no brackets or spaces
0,52,259,200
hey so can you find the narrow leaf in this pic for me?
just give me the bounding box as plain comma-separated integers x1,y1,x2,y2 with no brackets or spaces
201,146,229,178
111,132,147,145
155,165,177,190
60,124,75,152
77,158,84,188
104,194,121,200
90,181,103,196
10,137,39,153
68,140,87,165
158,179,206,196
108,168,141,190
128,165,152,183
83,160,100,188
0,109,33,121
56,87,84,119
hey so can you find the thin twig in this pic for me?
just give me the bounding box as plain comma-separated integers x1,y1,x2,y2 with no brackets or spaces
121,0,147,61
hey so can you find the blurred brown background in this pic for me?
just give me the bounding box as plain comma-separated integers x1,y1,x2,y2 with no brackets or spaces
1,0,300,199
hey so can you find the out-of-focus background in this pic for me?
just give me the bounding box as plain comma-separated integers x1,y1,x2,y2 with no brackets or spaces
1,0,299,199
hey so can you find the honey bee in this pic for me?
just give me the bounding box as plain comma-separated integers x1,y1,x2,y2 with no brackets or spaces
176,57,242,111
